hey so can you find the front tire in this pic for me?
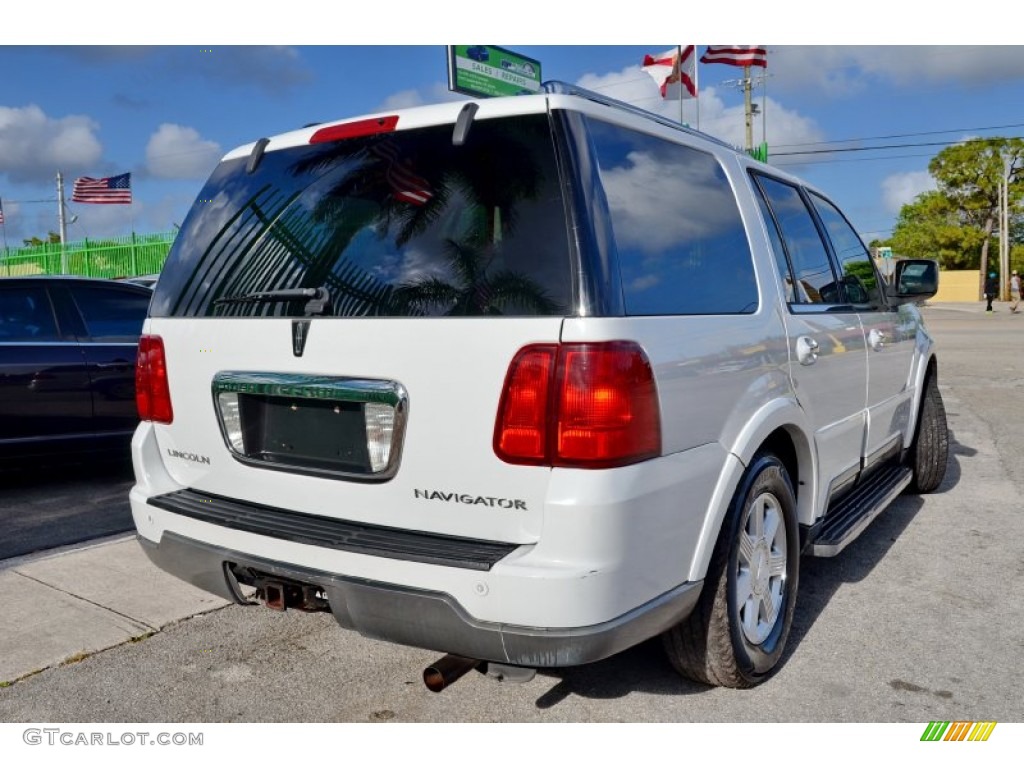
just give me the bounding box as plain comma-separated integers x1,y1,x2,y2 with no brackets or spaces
908,375,948,494
663,454,799,688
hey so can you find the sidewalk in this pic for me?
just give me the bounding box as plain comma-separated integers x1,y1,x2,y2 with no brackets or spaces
0,535,230,684
924,300,1020,314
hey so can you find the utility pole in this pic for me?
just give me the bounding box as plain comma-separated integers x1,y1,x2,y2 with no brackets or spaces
743,65,753,152
1003,155,1013,301
722,69,768,154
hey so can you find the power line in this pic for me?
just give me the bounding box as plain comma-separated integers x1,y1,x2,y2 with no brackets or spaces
584,72,1024,147
772,122,1024,149
774,136,1024,158
570,74,1024,162
772,151,955,168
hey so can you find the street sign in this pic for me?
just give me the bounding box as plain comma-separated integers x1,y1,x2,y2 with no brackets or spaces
447,45,542,99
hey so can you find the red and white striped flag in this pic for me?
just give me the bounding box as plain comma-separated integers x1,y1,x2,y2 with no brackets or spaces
642,46,697,99
700,46,768,68
369,141,434,206
0,198,5,226
72,173,133,204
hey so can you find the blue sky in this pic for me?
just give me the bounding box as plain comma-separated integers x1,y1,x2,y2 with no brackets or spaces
1,10,1021,250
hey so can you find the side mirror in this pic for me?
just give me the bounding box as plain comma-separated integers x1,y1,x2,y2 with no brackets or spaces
887,259,938,306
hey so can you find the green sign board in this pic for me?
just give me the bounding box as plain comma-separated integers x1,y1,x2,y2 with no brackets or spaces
447,45,542,99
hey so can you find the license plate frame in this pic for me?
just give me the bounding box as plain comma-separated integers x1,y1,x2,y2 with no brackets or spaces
212,372,408,482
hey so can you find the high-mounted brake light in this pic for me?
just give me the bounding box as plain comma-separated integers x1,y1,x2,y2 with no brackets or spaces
136,334,173,424
494,342,661,469
309,115,399,144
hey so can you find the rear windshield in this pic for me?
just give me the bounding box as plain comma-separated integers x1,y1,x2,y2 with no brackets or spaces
150,114,572,318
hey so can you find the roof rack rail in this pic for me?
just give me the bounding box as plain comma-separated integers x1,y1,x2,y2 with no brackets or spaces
541,80,735,152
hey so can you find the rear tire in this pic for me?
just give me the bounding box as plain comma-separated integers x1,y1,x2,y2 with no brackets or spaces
663,454,799,688
908,375,948,494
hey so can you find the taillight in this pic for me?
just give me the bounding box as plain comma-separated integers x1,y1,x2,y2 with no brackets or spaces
494,342,660,468
136,334,173,424
494,345,557,464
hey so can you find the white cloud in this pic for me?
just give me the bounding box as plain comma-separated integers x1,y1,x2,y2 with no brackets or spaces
577,65,672,116
376,83,467,112
699,91,824,150
576,65,825,150
380,89,426,110
882,170,936,215
770,46,1024,94
0,105,102,183
145,123,222,180
375,66,824,152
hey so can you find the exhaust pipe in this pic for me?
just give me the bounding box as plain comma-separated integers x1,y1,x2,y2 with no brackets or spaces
423,654,480,692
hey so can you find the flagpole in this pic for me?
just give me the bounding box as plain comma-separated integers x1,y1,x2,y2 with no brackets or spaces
130,204,137,276
695,45,701,131
1,206,8,265
57,171,69,274
677,45,684,126
761,67,767,150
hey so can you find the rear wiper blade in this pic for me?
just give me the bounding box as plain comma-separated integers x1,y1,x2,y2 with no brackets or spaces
213,286,332,316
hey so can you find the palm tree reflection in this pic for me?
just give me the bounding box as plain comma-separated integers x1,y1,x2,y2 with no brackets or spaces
194,115,564,317
392,237,557,315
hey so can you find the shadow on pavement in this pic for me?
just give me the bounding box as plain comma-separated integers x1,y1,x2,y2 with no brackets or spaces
526,440,968,708
0,454,136,561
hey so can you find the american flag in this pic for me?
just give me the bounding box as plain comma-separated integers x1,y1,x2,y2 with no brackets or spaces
700,46,768,69
0,198,4,225
369,141,434,206
72,173,133,204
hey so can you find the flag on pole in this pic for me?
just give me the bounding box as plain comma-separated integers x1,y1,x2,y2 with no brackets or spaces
72,173,133,204
642,46,697,99
0,198,5,225
700,46,768,68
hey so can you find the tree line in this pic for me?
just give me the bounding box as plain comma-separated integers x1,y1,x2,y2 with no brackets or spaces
872,138,1022,297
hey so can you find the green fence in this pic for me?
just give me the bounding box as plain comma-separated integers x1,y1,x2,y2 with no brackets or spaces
1,231,176,278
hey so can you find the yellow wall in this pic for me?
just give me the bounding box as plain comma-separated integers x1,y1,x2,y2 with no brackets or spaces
934,270,980,302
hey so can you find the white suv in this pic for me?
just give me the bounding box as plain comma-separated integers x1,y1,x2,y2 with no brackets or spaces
131,83,947,689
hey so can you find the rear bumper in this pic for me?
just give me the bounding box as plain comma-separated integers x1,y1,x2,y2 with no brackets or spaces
137,531,702,667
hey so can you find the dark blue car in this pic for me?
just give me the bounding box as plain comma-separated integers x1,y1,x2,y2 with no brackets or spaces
0,276,152,464
466,46,489,63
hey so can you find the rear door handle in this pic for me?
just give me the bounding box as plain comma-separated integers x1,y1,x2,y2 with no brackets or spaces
796,336,819,365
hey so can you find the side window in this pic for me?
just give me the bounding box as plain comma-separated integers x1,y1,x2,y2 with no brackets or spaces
69,284,150,342
753,175,840,306
753,185,810,304
587,119,758,315
809,192,882,309
0,286,60,342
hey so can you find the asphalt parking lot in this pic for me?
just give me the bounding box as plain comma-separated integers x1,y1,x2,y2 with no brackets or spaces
0,459,134,561
0,302,1022,722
